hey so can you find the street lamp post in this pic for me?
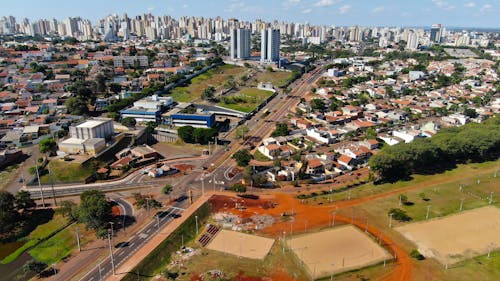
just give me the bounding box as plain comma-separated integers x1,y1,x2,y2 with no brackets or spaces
195,215,199,235
108,230,116,275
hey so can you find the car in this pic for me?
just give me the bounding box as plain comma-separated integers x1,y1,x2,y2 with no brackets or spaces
201,166,207,170
115,241,130,248
18,178,24,183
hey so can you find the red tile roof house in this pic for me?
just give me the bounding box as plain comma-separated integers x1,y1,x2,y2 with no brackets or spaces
306,158,325,175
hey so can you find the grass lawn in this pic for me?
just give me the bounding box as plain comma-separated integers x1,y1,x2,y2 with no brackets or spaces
39,159,94,184
218,87,274,113
302,159,500,205
255,71,294,88
253,150,272,161
0,164,19,190
29,223,95,265
1,213,69,264
170,64,246,102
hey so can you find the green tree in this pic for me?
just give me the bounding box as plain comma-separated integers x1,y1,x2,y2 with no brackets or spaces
271,123,288,137
162,184,173,195
121,117,137,128
65,96,89,115
15,191,35,211
23,260,47,277
178,126,195,143
109,83,122,94
39,138,57,154
232,149,253,167
78,190,112,232
59,200,79,221
0,191,19,233
388,208,412,222
310,99,327,112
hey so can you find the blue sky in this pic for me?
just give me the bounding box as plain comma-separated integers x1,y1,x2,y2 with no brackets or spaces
2,0,499,28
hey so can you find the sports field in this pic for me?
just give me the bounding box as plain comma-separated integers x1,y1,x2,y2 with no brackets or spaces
287,225,391,279
207,229,275,260
396,206,500,264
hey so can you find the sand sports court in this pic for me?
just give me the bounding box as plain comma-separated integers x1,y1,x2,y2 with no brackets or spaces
206,229,275,259
286,225,392,279
396,206,500,264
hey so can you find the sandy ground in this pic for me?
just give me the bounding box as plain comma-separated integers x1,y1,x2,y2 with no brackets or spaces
206,229,275,260
287,225,391,279
396,206,500,264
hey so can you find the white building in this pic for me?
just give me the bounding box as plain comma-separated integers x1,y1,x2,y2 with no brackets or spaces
230,28,251,60
261,28,280,63
59,118,114,155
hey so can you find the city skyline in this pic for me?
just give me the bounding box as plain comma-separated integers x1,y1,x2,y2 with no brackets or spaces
1,0,499,28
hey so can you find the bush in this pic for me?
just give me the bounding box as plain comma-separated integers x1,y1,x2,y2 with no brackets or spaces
229,183,246,193
388,208,412,222
410,249,425,260
162,184,173,195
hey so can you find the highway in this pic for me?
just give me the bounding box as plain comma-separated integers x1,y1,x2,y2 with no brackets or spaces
78,206,184,281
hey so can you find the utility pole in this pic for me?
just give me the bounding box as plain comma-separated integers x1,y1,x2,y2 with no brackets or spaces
75,227,81,252
195,215,199,235
201,174,205,196
35,161,45,207
426,205,431,220
489,192,494,204
460,198,464,212
389,213,393,228
48,163,57,206
156,214,160,231
213,173,216,191
108,231,115,275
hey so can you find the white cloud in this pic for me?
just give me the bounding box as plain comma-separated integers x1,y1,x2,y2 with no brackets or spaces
338,4,351,14
464,2,476,8
314,0,334,7
480,3,492,13
432,0,455,10
372,6,385,13
182,4,188,8
147,6,155,12
301,8,312,14
225,0,245,12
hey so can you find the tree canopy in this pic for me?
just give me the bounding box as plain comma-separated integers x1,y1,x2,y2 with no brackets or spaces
370,115,500,181
232,149,253,167
78,190,112,234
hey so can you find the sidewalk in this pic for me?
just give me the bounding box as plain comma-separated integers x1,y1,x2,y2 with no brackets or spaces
106,193,213,281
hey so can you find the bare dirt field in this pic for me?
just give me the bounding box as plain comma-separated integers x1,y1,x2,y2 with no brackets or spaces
287,225,392,279
206,229,275,260
396,206,500,264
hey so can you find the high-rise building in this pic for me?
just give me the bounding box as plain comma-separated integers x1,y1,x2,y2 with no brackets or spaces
430,24,442,43
260,28,280,63
406,30,419,50
230,28,251,60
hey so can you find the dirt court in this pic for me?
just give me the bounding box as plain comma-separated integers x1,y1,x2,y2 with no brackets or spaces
286,225,391,279
396,206,500,264
206,229,275,260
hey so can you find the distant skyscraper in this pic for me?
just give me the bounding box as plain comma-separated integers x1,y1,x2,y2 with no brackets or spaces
406,30,419,50
230,28,251,60
430,24,442,43
260,28,280,63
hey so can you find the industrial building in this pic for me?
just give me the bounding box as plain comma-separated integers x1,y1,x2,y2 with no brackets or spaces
58,118,114,156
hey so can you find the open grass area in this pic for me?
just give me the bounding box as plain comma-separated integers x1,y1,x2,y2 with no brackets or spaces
218,87,274,113
253,150,272,161
1,213,68,264
0,164,19,190
39,159,94,184
29,223,95,265
170,64,246,102
301,159,500,205
255,71,294,88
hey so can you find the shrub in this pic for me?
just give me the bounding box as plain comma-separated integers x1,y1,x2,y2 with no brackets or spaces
410,249,425,260
388,208,412,222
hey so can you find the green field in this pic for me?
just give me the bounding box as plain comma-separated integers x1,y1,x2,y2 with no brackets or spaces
1,213,69,264
218,87,274,113
39,160,94,184
29,223,95,264
255,71,294,88
253,150,272,161
170,64,246,102
301,159,500,206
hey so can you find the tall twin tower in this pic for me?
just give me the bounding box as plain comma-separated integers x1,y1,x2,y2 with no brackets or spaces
230,28,280,63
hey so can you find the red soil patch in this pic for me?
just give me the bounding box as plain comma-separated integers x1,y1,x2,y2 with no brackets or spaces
173,163,194,172
111,205,122,216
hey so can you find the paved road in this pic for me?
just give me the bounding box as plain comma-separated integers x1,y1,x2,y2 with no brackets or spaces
23,156,205,199
78,206,184,281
